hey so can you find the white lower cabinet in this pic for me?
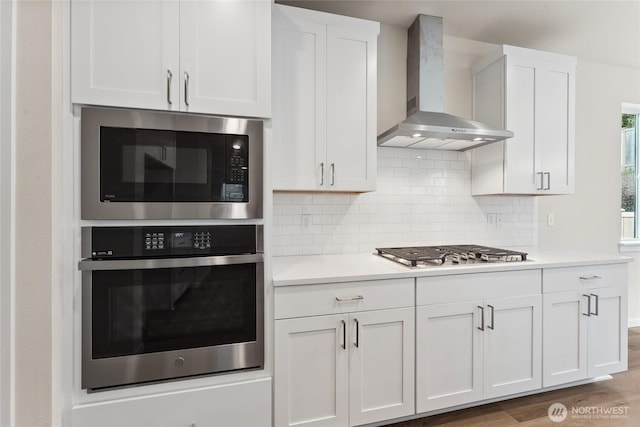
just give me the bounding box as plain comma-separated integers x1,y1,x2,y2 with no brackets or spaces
274,279,415,427
70,378,271,427
542,264,628,387
415,271,542,413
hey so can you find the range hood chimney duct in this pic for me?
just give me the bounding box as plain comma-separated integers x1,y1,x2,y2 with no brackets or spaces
377,15,513,151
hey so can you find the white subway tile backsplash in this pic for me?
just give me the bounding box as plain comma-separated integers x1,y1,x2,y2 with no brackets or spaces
272,147,537,256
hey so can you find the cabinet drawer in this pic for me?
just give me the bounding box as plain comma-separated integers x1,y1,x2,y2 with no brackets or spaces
416,270,541,305
71,378,271,427
274,278,414,319
543,263,627,293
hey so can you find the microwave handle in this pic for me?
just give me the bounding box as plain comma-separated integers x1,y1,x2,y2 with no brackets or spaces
78,253,264,271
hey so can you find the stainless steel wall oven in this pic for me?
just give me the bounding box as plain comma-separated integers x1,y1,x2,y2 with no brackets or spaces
81,107,263,220
79,225,264,390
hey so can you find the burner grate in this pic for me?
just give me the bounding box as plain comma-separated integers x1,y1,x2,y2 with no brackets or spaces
376,245,528,267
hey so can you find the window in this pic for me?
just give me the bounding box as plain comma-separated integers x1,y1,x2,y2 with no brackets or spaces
621,104,640,239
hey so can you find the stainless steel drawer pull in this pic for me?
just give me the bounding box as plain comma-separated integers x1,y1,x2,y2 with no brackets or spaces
544,172,551,190
184,71,190,106
582,294,591,317
477,305,485,331
335,295,364,302
487,304,495,330
166,69,173,105
591,293,599,316
331,163,335,186
579,275,602,280
341,320,346,350
537,172,544,190
354,318,360,348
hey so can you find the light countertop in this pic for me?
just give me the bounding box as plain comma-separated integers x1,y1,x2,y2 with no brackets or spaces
272,248,631,286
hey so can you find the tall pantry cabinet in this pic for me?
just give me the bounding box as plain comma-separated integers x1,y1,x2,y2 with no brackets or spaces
471,45,576,195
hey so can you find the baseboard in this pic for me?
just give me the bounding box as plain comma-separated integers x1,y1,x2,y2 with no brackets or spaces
629,318,640,328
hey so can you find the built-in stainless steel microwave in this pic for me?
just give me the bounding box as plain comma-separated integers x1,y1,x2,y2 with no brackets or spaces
81,107,263,220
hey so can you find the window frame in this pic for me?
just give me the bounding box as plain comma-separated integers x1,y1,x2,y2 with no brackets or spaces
620,103,640,248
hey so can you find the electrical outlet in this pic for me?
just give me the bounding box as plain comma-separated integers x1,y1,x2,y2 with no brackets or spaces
301,214,312,231
547,213,555,226
496,213,504,227
487,213,496,225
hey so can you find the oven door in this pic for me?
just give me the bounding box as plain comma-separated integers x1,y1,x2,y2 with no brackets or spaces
79,254,264,390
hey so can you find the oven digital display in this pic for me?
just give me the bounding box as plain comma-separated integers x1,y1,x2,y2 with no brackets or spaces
172,232,193,248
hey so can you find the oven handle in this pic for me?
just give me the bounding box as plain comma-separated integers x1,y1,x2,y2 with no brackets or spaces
78,253,264,271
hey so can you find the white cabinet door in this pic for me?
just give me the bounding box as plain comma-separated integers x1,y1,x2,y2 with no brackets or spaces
537,61,575,194
416,301,483,412
542,291,589,387
349,308,414,426
587,286,628,377
503,56,537,193
272,6,327,190
272,4,378,192
275,315,349,427
483,295,542,399
71,0,180,110
326,25,377,192
180,0,271,117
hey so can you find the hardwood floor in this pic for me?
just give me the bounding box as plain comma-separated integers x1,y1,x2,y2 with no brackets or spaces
388,328,640,426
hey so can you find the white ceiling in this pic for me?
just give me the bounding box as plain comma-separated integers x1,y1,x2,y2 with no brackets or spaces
277,0,640,69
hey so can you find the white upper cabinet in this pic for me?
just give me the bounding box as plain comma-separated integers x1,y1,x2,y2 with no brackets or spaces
470,45,576,195
71,0,271,118
272,4,379,192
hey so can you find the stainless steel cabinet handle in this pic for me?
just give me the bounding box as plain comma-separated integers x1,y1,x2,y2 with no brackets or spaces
537,172,544,190
166,69,173,105
591,293,599,316
478,305,485,331
487,304,495,330
341,320,346,350
335,295,364,302
544,172,551,190
78,254,264,271
331,163,335,186
320,163,324,186
579,275,602,280
582,294,591,317
184,71,190,106
354,318,360,348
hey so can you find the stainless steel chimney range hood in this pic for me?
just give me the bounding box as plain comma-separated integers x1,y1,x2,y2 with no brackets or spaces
377,15,513,151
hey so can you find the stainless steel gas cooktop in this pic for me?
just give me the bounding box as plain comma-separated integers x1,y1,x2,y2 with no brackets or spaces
375,245,528,267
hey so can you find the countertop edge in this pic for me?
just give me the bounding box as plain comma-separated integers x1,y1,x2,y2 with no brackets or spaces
272,252,632,287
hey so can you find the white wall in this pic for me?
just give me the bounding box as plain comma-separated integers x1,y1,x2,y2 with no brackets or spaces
13,1,62,426
0,1,15,426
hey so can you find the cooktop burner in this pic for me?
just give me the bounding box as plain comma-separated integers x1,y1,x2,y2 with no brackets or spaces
376,245,528,267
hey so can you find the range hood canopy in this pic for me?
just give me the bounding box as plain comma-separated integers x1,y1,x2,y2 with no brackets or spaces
377,15,513,151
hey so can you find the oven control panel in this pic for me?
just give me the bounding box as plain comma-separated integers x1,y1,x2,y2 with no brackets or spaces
84,225,259,259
